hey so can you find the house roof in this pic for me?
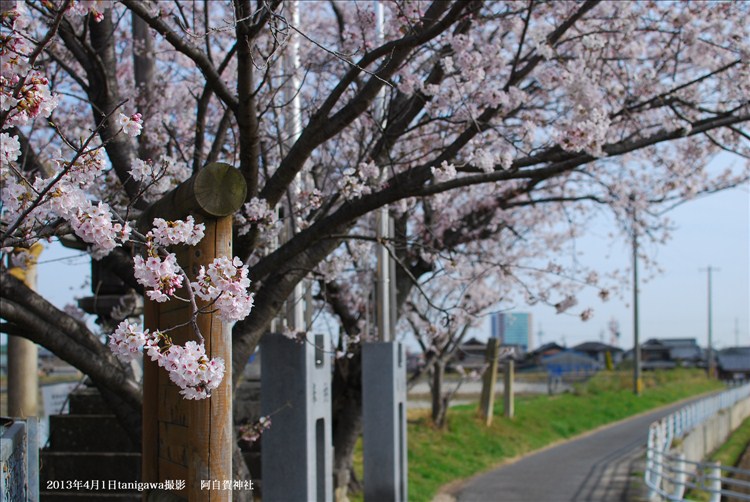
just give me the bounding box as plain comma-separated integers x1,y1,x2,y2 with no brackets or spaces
542,350,602,370
643,338,698,348
462,337,486,346
530,342,564,355
717,347,750,372
668,346,702,361
573,341,623,353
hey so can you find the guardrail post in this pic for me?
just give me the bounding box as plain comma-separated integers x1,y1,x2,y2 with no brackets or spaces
646,429,659,501
708,462,721,502
654,425,666,499
672,453,686,500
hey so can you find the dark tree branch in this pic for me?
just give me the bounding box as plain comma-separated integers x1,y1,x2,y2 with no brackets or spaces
121,0,239,110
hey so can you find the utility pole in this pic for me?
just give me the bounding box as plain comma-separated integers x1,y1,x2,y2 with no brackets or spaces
537,325,543,348
736,318,740,347
700,266,719,378
362,3,408,500
632,227,641,395
630,194,642,396
284,0,305,332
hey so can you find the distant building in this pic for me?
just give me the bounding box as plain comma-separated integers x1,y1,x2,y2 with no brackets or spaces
542,350,602,379
717,347,750,380
491,312,532,351
623,338,704,370
453,337,488,370
573,341,624,367
643,338,702,369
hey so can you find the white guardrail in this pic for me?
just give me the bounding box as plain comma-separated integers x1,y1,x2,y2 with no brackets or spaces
645,382,750,501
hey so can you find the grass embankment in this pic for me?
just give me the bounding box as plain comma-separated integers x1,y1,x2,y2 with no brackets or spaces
710,416,750,468
687,415,750,502
405,369,723,502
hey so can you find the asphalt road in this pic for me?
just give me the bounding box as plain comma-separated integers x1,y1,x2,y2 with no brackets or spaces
454,396,709,502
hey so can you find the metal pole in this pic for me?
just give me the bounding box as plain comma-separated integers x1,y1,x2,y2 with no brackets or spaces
633,224,642,395
362,5,407,501
374,0,391,343
704,266,719,378
284,0,305,332
708,266,713,378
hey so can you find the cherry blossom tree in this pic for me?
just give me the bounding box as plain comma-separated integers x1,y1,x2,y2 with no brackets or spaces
1,0,749,498
402,266,497,429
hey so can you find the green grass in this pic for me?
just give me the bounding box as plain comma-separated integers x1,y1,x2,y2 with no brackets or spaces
687,415,750,502
403,369,723,502
709,415,750,467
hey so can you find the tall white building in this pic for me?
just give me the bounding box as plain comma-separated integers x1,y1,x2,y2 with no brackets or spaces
490,312,533,351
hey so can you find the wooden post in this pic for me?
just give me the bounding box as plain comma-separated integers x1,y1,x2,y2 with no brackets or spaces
8,242,43,418
478,338,500,426
140,163,246,501
503,360,514,419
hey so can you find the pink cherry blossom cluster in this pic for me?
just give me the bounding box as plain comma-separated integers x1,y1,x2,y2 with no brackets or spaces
431,161,457,182
150,216,205,247
117,112,143,137
132,216,207,302
235,197,279,236
109,321,150,362
293,188,324,223
67,1,112,23
336,161,380,200
154,340,226,400
0,132,20,167
239,416,272,444
1,72,58,128
133,252,183,303
106,219,253,399
129,156,192,202
69,201,132,259
191,257,254,323
109,322,225,400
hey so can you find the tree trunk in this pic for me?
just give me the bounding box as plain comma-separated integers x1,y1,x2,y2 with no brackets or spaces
331,351,363,501
232,439,252,502
431,359,447,428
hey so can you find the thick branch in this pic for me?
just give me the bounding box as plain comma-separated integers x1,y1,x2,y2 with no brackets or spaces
0,276,141,409
121,0,239,110
259,0,474,208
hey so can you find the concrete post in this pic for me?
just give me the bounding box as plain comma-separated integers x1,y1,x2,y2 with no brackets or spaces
261,333,333,502
504,360,515,419
478,339,500,426
8,243,42,419
362,342,408,502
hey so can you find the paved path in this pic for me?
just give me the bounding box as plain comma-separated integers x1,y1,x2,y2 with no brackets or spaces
455,396,709,502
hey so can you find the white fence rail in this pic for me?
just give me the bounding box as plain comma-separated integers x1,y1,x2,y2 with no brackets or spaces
645,383,750,501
